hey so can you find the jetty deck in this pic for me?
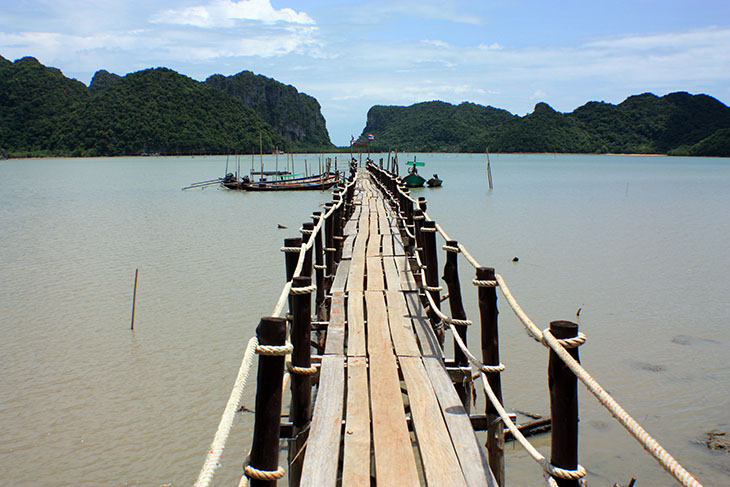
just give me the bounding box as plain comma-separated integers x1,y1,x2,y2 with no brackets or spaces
298,172,496,487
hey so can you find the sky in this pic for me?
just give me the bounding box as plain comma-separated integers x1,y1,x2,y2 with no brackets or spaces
1,0,729,146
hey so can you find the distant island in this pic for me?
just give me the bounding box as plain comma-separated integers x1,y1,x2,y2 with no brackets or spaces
1,55,729,158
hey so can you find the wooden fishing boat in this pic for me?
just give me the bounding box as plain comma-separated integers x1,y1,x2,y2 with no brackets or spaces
222,172,340,191
426,174,443,187
403,158,426,187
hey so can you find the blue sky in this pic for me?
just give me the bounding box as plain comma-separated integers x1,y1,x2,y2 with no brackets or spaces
1,0,729,145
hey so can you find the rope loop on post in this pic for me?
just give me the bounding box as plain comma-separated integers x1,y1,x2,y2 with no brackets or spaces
287,362,319,375
299,227,313,235
255,341,293,356
325,247,336,252
290,284,317,295
541,329,587,349
313,264,326,270
413,214,425,221
473,279,499,288
243,463,286,481
445,317,472,327
280,246,302,253
425,285,443,292
420,226,437,233
540,459,587,481
333,235,345,241
442,244,461,253
480,362,506,374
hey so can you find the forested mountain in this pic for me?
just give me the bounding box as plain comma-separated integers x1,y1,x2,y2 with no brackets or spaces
360,93,730,156
205,71,332,150
0,57,329,157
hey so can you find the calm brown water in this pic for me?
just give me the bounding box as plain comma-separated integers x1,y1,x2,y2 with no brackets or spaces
1,154,728,486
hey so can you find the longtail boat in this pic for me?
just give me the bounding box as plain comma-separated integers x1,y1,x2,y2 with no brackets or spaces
222,171,340,191
403,157,426,187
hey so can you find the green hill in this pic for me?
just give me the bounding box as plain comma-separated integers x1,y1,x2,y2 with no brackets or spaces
206,71,332,150
359,93,730,156
51,68,283,156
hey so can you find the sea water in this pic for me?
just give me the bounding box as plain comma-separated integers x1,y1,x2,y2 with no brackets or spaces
0,153,728,486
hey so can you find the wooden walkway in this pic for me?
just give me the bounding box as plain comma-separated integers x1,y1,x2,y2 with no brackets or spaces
298,172,497,487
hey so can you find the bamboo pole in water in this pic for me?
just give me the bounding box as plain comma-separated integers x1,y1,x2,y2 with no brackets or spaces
130,268,139,330
486,148,494,190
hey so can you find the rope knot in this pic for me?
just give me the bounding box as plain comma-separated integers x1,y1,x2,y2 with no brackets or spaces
472,279,498,287
243,464,286,481
255,341,293,356
290,284,317,295
541,329,587,349
287,362,319,375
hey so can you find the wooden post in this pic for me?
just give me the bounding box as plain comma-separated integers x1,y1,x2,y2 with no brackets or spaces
288,276,313,487
312,212,325,317
248,316,287,487
477,266,504,487
413,209,426,270
332,192,343,263
420,220,443,346
130,268,138,330
549,320,580,487
324,203,334,286
300,223,314,278
442,240,470,407
284,237,302,313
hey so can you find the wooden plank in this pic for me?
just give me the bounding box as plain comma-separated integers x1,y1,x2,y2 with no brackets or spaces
385,290,421,357
343,219,358,236
403,291,443,358
341,234,356,260
423,357,498,487
348,256,365,292
382,256,400,290
366,233,381,257
397,255,417,291
346,291,366,356
299,354,345,487
400,356,468,487
381,233,394,256
392,231,406,256
342,357,371,487
366,291,420,487
325,292,345,355
366,256,385,291
330,259,350,293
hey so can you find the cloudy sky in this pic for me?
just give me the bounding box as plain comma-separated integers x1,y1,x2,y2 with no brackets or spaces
2,0,729,145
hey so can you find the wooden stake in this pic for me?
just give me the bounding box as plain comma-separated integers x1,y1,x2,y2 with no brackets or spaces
486,148,494,190
130,268,139,330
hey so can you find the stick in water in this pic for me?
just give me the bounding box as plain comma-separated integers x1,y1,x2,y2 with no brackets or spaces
131,268,139,330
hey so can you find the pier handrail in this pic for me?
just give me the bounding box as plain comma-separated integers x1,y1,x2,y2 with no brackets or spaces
194,176,355,487
367,162,703,487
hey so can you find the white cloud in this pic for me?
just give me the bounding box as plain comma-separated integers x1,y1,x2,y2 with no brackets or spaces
151,0,315,28
421,40,450,48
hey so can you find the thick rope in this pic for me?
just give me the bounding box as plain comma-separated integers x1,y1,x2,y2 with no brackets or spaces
255,341,293,356
287,362,319,375
243,463,286,481
473,279,498,287
194,336,258,487
290,284,316,295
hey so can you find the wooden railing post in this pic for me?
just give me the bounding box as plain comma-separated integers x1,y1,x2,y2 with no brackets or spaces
248,317,287,487
442,239,471,407
284,237,302,312
421,219,443,346
332,192,343,263
300,223,314,278
311,212,325,318
413,209,425,269
477,266,505,487
549,320,580,487
323,202,334,287
288,276,314,487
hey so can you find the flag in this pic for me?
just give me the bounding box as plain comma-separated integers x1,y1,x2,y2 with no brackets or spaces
367,133,375,140
350,135,355,145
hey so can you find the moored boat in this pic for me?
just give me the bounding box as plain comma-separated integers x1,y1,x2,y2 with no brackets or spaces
403,158,426,187
222,171,339,191
426,174,443,187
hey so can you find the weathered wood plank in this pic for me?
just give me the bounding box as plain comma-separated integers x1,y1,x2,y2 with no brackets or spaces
403,291,443,358
366,256,385,291
392,231,406,256
342,357,371,487
366,232,381,257
324,292,345,355
346,291,366,356
366,290,420,487
330,259,350,293
400,356,468,487
348,256,365,292
341,234,356,260
423,356,498,487
382,257,400,290
343,219,358,236
299,354,345,487
385,290,421,357
397,255,418,291
381,232,394,256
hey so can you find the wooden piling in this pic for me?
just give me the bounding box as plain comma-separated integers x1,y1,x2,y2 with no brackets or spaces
324,203,334,286
301,223,314,278
130,268,138,331
288,276,314,487
477,266,504,487
442,240,470,406
311,212,326,317
549,320,580,487
284,237,303,312
249,316,287,487
421,220,443,346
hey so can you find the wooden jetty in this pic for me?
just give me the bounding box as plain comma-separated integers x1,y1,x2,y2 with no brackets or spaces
195,159,704,487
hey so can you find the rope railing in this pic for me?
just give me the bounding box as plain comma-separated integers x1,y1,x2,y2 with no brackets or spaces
194,176,355,487
366,162,703,487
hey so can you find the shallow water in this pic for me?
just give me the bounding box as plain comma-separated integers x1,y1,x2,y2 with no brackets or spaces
1,153,728,486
